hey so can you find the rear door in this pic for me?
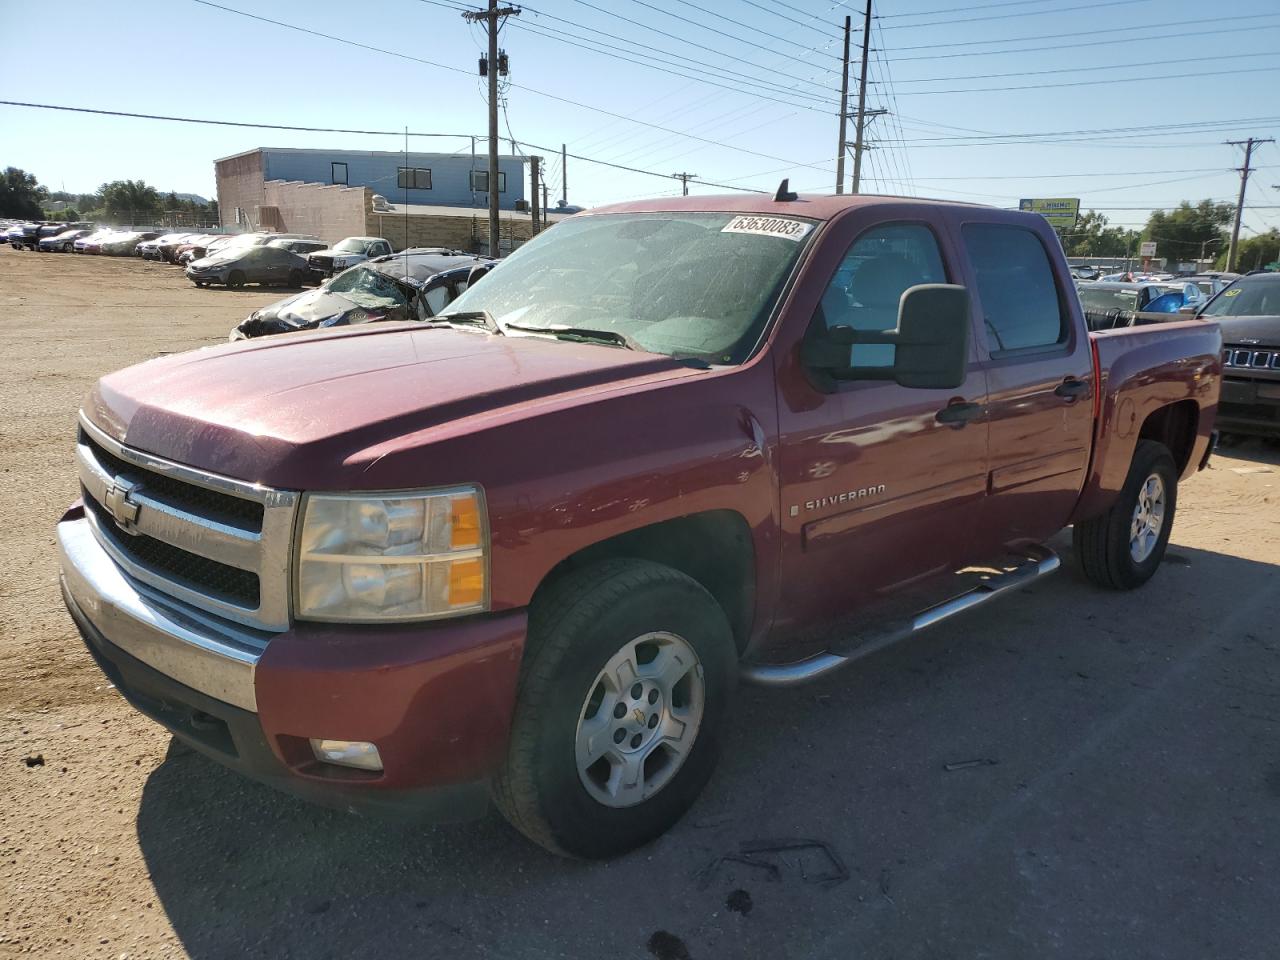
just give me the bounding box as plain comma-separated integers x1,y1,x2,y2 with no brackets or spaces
775,215,990,630
953,218,1095,549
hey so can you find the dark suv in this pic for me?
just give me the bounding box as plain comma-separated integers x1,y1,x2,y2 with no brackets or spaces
1200,272,1280,437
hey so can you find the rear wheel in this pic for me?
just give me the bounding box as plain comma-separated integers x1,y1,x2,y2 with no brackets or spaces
1073,439,1178,590
493,559,736,859
226,270,245,289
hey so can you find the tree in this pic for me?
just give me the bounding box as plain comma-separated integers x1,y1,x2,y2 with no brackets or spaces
1054,210,1139,258
100,179,162,223
0,167,47,219
1142,199,1233,268
1228,229,1280,272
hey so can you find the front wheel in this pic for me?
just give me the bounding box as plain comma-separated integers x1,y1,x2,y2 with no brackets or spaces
1073,439,1178,590
226,270,245,289
493,559,736,859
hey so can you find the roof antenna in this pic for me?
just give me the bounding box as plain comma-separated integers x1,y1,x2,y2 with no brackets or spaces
774,178,798,202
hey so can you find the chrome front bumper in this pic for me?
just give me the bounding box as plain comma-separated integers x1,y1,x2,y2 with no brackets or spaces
58,517,268,712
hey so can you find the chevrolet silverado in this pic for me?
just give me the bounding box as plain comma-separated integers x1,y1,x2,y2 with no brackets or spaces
58,189,1221,858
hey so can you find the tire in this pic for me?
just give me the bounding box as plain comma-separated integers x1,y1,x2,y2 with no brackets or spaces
493,559,736,859
1073,439,1178,590
288,269,303,288
193,281,206,288
227,270,245,289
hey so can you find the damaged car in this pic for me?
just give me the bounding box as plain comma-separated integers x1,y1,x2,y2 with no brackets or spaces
230,253,492,339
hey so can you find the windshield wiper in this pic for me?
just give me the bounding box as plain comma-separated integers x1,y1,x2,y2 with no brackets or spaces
434,310,503,334
503,322,643,352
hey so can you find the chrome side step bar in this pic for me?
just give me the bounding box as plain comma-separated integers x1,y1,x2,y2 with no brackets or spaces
741,544,1061,687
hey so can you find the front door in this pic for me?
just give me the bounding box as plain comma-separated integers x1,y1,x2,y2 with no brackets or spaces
774,216,990,636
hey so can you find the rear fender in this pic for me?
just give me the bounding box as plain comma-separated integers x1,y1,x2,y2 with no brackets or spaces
1069,320,1221,523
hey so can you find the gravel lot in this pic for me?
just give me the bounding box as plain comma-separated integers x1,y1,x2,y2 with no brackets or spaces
2,245,1279,960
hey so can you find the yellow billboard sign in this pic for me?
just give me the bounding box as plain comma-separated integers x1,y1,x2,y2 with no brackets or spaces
1018,198,1080,229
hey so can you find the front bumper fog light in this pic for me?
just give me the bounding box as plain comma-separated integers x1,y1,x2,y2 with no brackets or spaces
310,738,383,771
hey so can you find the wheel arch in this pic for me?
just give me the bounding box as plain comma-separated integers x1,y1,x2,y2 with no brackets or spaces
1138,399,1199,478
529,510,756,655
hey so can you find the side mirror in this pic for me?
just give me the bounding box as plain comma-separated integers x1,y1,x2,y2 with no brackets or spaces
467,263,492,287
1178,305,1197,315
803,284,971,390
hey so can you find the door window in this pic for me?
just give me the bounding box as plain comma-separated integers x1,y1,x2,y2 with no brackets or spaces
818,222,948,367
962,224,1066,353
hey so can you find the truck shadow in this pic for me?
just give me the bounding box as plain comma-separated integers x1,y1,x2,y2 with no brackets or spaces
1216,434,1280,466
135,541,1280,960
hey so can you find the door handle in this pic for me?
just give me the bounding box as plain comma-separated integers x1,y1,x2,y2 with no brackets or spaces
1054,378,1089,401
935,400,983,426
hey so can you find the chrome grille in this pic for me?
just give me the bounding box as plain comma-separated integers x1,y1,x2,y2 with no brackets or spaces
1223,345,1280,370
76,414,298,631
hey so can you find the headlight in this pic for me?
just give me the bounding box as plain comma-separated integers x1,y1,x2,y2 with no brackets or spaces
294,487,487,622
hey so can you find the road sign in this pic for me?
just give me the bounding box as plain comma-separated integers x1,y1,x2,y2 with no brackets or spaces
1018,197,1080,229
1140,241,1158,257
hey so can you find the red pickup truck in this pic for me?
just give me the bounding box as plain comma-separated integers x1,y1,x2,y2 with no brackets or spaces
58,191,1221,858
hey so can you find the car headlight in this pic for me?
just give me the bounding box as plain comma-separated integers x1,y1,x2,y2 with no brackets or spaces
294,487,488,622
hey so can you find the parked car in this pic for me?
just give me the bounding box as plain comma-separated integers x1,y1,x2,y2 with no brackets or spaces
1198,272,1280,437
74,228,118,254
1076,281,1197,329
138,233,195,260
1184,273,1239,299
99,231,161,256
38,228,92,252
7,221,50,249
3,223,28,246
185,244,310,289
266,237,328,256
1070,264,1102,280
307,236,394,281
231,252,491,339
57,193,1220,858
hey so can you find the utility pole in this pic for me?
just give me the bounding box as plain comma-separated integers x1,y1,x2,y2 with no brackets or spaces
561,142,567,208
542,179,550,222
462,0,520,256
530,154,541,235
672,172,698,196
850,0,873,194
1226,137,1273,272
835,15,852,195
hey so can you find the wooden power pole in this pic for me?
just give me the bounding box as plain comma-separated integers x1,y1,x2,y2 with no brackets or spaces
835,15,851,195
1226,137,1274,272
672,172,698,196
462,0,519,256
530,154,541,235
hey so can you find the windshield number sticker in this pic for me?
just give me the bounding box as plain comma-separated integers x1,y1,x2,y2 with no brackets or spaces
721,216,813,242
1223,288,1241,296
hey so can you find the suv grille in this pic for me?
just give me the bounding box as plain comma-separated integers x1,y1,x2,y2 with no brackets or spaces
1224,346,1280,370
75,416,298,630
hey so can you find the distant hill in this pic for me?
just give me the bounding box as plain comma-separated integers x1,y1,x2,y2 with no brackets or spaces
165,192,209,205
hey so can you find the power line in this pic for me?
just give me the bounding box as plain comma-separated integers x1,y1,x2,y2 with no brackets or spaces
0,98,767,197
661,0,849,57
508,17,832,110
879,0,1071,16
887,64,1280,96
188,0,832,171
881,0,1153,29
889,50,1277,85
889,11,1279,52
879,115,1280,145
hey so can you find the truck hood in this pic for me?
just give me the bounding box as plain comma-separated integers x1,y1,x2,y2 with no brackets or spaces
86,323,698,487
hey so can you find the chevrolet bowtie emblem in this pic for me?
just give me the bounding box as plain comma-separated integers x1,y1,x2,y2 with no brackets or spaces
103,478,142,533
633,708,646,725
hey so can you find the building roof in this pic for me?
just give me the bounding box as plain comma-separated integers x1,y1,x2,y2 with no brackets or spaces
215,146,524,164
369,200,573,223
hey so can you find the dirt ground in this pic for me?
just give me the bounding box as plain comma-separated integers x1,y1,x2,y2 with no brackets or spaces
1,245,1279,959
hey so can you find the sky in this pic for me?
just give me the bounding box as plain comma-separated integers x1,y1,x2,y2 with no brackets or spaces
2,0,1278,236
